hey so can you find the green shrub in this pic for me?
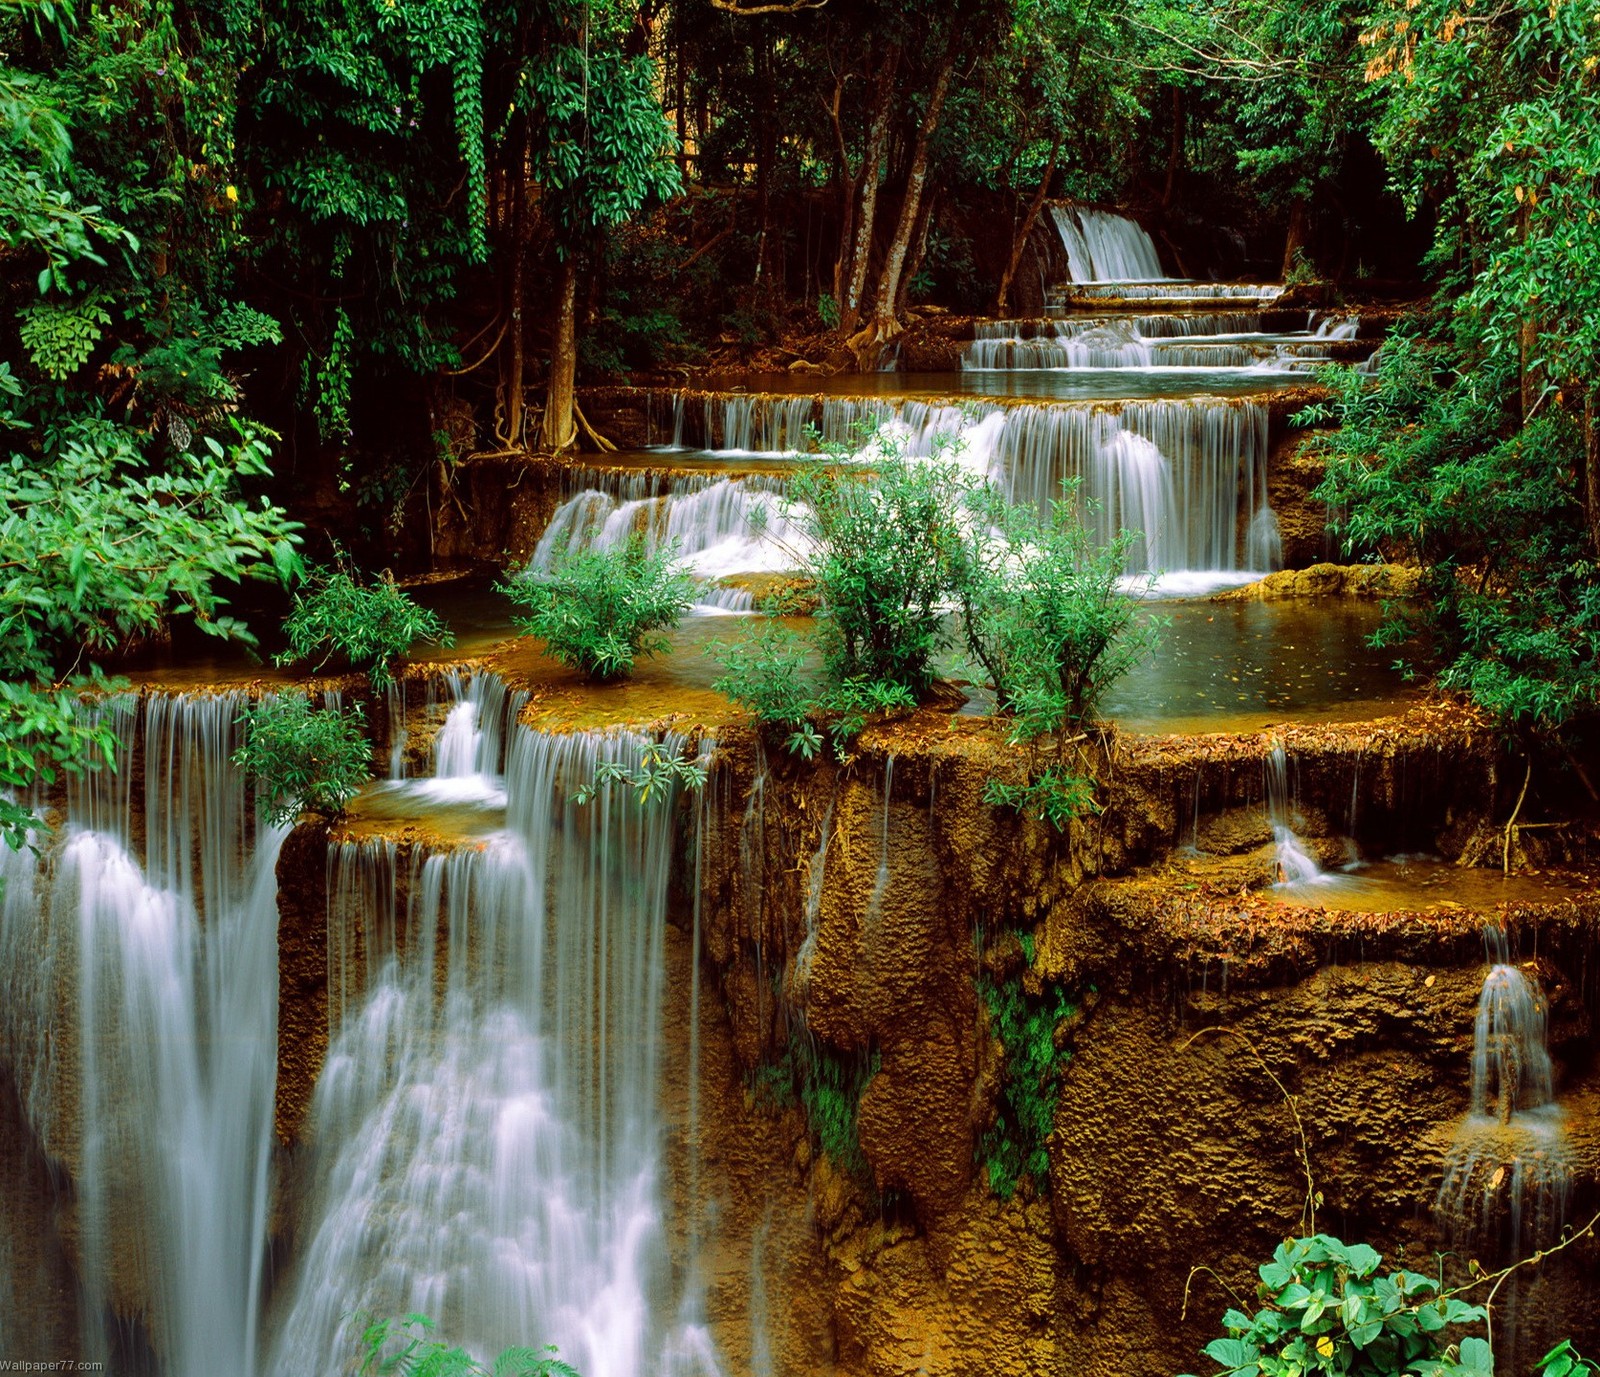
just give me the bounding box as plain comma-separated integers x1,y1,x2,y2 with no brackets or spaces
499,536,696,682
1181,1235,1488,1377
787,432,968,697
1306,336,1600,747
956,476,1158,829
356,1314,579,1377
959,476,1158,735
278,568,452,690
233,695,370,825
977,972,1076,1199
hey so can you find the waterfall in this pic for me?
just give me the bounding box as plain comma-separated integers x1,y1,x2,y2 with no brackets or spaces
530,472,802,586
1436,932,1572,1265
1264,742,1329,888
1057,282,1284,303
1049,205,1165,282
0,691,284,1377
269,715,715,1377
669,392,1275,578
962,314,1266,370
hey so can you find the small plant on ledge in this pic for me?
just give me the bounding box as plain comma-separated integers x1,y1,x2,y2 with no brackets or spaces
499,535,696,682
277,564,452,690
234,694,370,826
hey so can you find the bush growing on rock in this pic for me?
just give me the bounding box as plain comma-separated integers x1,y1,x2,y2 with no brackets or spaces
278,565,452,690
717,427,1157,815
233,694,370,826
500,535,696,682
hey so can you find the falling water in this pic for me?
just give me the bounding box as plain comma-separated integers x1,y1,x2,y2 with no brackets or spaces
1049,205,1166,282
270,718,716,1377
0,691,285,1377
1436,933,1571,1260
1264,742,1329,889
531,472,803,585
792,794,836,1000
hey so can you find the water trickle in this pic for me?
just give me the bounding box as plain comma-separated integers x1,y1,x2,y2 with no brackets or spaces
1264,742,1329,889
1436,932,1572,1264
864,757,895,935
793,794,837,1000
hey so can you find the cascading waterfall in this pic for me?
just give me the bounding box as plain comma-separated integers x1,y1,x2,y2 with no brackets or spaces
0,691,284,1377
270,715,716,1377
1055,282,1285,304
530,471,803,586
664,392,1274,579
964,313,1350,372
1049,204,1166,282
1436,932,1572,1259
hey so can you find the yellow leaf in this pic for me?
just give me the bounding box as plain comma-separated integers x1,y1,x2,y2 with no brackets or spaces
1317,1337,1336,1359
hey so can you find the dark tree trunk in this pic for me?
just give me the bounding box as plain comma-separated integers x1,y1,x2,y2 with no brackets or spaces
871,50,956,332
1281,196,1310,280
540,255,579,452
838,44,899,336
504,131,531,450
994,136,1061,317
1162,87,1183,209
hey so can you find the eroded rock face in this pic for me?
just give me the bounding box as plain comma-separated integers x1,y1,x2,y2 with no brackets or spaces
682,714,1600,1376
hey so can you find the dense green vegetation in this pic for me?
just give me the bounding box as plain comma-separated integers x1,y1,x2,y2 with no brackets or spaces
234,693,371,825
717,433,1152,817
976,954,1078,1199
0,0,1595,826
751,1033,881,1179
1182,1234,1490,1377
500,536,696,681
278,567,452,689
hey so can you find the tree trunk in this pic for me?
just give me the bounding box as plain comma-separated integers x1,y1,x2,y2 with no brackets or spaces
838,44,899,336
870,50,956,333
504,131,531,449
896,186,938,317
994,136,1061,317
827,73,857,313
540,255,579,452
1161,87,1183,209
1281,197,1310,280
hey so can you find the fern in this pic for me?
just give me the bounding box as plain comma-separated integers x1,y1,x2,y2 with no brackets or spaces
19,295,112,379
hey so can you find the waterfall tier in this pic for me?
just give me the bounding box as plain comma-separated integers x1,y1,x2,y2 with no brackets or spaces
963,314,1357,372
559,392,1277,582
1436,934,1572,1262
1049,204,1166,282
270,702,712,1376
0,691,283,1377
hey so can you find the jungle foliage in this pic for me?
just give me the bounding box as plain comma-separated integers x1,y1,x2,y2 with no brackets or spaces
233,693,371,825
500,536,697,682
356,1314,579,1377
1181,1235,1490,1377
278,568,453,690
